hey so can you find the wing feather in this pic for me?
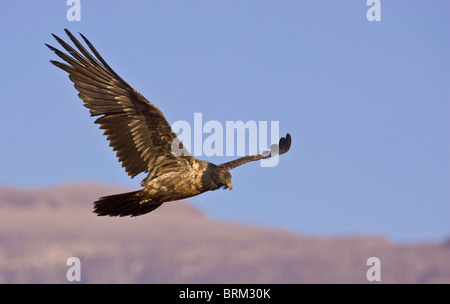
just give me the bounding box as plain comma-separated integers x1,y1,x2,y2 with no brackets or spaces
218,133,291,171
47,29,189,178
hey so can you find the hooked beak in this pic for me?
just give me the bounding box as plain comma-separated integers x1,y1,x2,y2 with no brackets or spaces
226,180,233,190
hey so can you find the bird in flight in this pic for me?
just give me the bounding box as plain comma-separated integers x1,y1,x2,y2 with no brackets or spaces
46,29,291,217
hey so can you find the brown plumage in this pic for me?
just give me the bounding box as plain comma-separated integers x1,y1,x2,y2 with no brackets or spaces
47,29,291,217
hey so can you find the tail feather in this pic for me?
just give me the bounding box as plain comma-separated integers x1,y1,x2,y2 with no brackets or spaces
93,190,162,217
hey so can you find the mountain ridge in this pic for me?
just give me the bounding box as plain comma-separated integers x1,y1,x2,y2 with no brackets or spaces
0,183,448,283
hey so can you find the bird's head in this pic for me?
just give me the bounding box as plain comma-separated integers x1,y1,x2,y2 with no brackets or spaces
218,170,233,190
202,164,233,191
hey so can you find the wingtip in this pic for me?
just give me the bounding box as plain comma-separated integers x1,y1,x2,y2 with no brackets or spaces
51,33,65,44
278,133,292,155
79,32,90,44
64,28,75,38
285,133,292,147
45,43,57,52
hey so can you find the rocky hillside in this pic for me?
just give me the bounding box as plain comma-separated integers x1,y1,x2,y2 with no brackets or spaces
0,183,448,283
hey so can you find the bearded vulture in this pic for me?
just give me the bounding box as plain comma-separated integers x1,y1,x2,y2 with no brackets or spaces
46,29,291,217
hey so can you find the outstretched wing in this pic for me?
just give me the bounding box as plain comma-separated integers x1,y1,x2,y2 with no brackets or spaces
218,133,291,171
47,29,190,178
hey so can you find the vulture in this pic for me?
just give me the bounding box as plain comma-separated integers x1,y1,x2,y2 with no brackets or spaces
46,29,291,217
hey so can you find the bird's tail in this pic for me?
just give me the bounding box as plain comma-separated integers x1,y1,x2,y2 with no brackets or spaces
93,190,162,217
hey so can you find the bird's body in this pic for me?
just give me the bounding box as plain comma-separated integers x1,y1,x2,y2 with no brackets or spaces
95,158,221,216
47,29,291,217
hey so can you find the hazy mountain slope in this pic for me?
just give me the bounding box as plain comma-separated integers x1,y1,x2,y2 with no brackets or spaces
0,183,449,283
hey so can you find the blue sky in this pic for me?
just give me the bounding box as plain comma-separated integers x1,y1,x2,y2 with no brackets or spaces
0,1,448,243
